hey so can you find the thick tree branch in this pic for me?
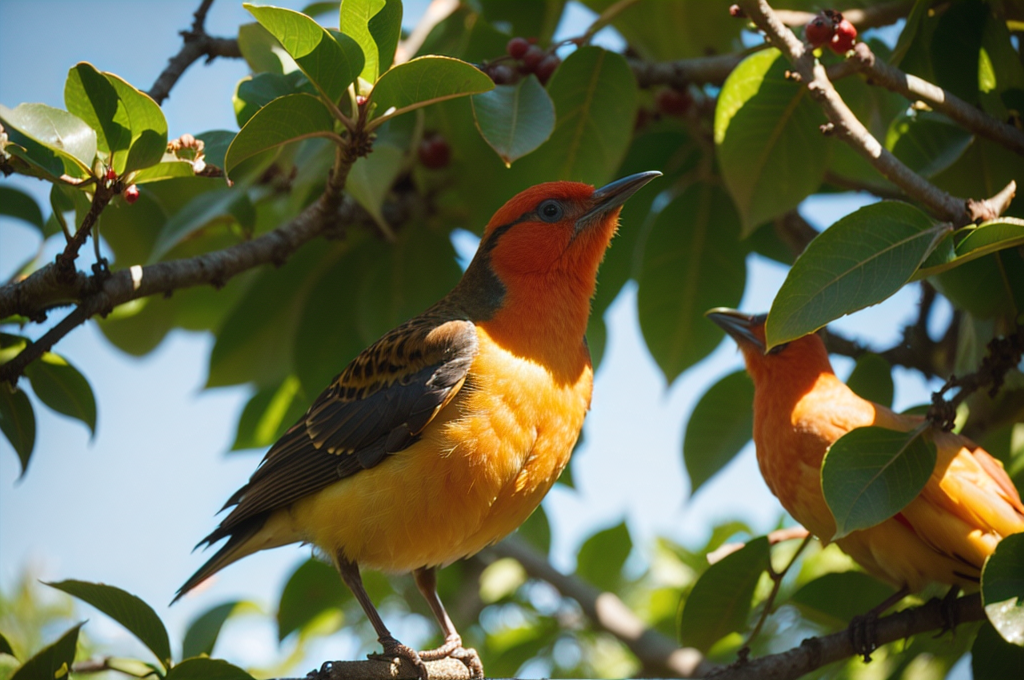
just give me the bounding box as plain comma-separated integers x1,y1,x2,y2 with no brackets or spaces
838,43,1024,158
736,0,989,226
491,535,716,678
629,52,748,88
148,0,243,104
707,593,984,680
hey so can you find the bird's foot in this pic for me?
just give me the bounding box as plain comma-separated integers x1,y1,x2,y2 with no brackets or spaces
933,587,961,638
847,612,879,662
368,635,428,680
419,635,484,679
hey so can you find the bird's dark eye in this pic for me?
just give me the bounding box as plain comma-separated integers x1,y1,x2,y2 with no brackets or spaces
537,199,564,223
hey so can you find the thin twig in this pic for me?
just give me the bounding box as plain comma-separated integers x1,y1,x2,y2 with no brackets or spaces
577,0,645,45
742,534,814,651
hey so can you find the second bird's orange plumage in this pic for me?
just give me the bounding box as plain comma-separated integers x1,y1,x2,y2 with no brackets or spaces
709,309,1024,593
176,172,660,678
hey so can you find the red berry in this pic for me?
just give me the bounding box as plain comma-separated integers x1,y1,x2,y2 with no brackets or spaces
123,185,140,204
507,37,530,60
804,15,834,48
829,18,857,53
104,167,117,181
655,88,692,116
534,55,560,84
356,95,367,106
728,4,745,18
521,45,545,71
489,64,515,85
418,135,450,169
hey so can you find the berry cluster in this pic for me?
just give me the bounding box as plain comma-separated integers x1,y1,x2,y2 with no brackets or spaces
103,166,140,204
804,10,857,54
483,37,562,86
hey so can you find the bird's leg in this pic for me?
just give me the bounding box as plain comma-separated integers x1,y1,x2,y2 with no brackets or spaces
934,586,962,638
847,584,911,662
333,552,427,680
413,567,484,679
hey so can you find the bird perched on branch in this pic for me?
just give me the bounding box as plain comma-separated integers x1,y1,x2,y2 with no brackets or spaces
176,171,661,679
707,309,1024,596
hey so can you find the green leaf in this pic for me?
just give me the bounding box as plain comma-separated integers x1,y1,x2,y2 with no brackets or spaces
790,571,896,629
517,505,551,557
234,71,317,127
98,296,176,356
766,201,948,348
165,658,255,680
0,384,35,477
0,632,14,658
821,426,936,540
341,0,403,83
678,536,769,653
715,48,829,233
575,521,632,592
244,4,363,103
0,186,45,234
846,353,894,408
920,218,1024,279
0,103,97,173
885,111,973,179
345,144,404,231
982,532,1024,646
232,376,306,451
182,601,242,659
930,0,987,106
24,353,96,436
684,370,755,495
237,22,299,75
278,559,350,640
150,188,256,262
45,580,171,669
471,76,555,166
479,0,565,47
973,621,1024,678
224,93,336,177
368,56,493,123
9,623,82,680
637,182,746,382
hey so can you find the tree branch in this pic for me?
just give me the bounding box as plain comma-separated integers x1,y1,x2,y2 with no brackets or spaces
736,0,984,226
707,593,985,680
629,52,748,88
148,0,243,104
772,0,913,32
491,535,716,678
838,42,1024,158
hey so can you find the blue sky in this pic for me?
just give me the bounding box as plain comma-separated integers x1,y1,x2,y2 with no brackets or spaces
0,0,946,670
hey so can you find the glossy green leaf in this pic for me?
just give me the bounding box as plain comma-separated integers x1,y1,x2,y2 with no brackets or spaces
766,201,948,348
479,0,565,47
471,76,555,166
232,376,306,451
45,580,171,668
575,521,631,592
821,426,936,540
98,296,177,356
0,384,35,476
150,188,256,262
224,93,336,178
278,558,350,640
930,0,987,106
517,505,551,557
790,571,896,629
165,658,255,680
982,532,1024,646
9,623,82,680
846,353,894,408
234,71,317,127
244,4,363,103
131,159,198,184
973,621,1024,678
237,22,299,75
341,0,402,83
345,144,404,230
684,370,755,495
715,48,829,233
919,218,1024,279
24,353,96,436
638,182,746,382
678,536,769,653
0,103,96,173
368,56,493,123
885,111,973,179
182,601,241,659
0,186,45,234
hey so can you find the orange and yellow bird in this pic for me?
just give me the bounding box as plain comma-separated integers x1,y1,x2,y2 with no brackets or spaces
707,309,1024,595
176,172,661,678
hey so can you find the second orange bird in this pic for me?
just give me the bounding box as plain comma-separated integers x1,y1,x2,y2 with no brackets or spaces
708,309,1023,595
176,171,661,678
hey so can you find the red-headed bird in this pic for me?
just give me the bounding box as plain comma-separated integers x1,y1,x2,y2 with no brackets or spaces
708,309,1023,594
176,172,661,678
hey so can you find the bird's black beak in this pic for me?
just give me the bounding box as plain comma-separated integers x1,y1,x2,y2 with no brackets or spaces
576,171,662,232
706,307,767,351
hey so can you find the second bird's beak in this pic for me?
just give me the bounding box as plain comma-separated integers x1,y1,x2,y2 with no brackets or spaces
706,307,767,351
575,171,662,233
